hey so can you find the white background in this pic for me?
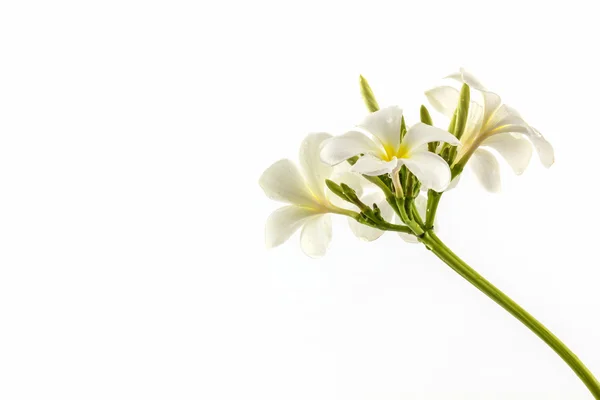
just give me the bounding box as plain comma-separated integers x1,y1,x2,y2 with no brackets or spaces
1,0,599,399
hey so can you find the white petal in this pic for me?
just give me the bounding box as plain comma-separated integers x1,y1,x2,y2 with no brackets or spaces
300,214,332,258
485,104,529,135
357,105,403,154
330,164,373,194
470,148,501,193
259,159,318,207
265,206,318,249
525,126,554,168
348,192,393,242
425,86,459,118
299,133,333,199
401,151,452,192
351,155,398,176
320,131,383,166
459,101,485,146
482,133,532,175
402,123,460,153
481,91,502,126
447,68,487,91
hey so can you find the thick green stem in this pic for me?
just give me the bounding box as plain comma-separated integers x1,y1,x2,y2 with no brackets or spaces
420,231,600,399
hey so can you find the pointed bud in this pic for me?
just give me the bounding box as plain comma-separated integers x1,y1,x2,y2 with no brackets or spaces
359,75,380,113
341,183,369,211
325,179,348,202
420,105,438,152
420,105,433,126
453,83,470,140
340,183,359,202
400,115,407,140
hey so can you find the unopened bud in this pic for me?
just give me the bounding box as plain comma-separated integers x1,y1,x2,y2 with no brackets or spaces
359,75,380,113
325,179,348,202
420,105,433,126
453,83,470,140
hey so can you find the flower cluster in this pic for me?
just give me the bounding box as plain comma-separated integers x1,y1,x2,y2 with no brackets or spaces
259,69,554,257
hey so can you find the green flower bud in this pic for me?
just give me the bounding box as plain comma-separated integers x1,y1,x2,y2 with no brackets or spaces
420,105,437,153
400,115,407,141
340,183,360,203
453,83,470,140
359,75,380,113
325,179,348,202
420,105,433,126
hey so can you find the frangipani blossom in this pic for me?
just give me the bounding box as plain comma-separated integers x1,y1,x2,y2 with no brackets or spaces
320,106,460,192
426,68,554,192
257,74,597,398
259,133,353,258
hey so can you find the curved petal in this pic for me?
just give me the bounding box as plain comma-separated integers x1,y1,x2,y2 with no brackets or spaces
300,214,332,258
402,123,460,154
481,91,502,126
447,68,487,91
259,159,318,207
460,101,485,146
482,132,532,175
350,155,398,176
299,133,333,200
525,126,554,168
320,131,383,166
425,86,459,118
401,151,452,192
485,104,529,135
470,148,501,193
265,206,318,249
347,192,393,242
357,105,403,153
330,163,373,194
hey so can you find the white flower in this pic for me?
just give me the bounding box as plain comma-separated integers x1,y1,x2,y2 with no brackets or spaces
259,133,351,258
426,68,554,192
320,106,460,192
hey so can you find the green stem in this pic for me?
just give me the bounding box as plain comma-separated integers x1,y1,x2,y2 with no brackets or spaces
420,231,600,399
425,189,442,230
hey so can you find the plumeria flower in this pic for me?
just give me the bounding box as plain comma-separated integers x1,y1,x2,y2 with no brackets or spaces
259,133,363,258
320,106,460,192
426,68,554,192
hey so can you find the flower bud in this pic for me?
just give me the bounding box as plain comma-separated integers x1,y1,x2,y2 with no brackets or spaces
420,105,433,126
325,179,348,202
453,83,470,140
359,75,380,113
